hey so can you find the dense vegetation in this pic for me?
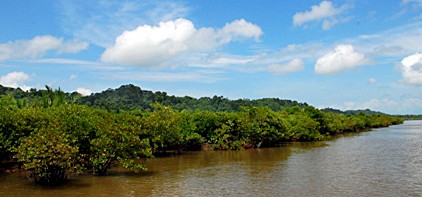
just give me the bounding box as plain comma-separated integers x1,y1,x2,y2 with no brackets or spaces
322,108,385,115
0,84,307,112
397,114,422,120
0,85,404,185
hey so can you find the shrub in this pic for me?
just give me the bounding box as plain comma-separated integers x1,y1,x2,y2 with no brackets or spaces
14,126,82,185
142,104,202,153
89,112,152,176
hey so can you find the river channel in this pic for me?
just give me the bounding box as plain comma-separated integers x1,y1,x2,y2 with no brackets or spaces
1,120,421,196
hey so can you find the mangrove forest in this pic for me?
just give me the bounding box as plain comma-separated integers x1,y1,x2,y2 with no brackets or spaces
0,84,403,185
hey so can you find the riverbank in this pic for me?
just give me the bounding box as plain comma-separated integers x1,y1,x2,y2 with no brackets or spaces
0,95,403,185
1,121,420,196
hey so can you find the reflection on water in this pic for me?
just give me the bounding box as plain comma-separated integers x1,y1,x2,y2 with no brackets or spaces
1,121,421,196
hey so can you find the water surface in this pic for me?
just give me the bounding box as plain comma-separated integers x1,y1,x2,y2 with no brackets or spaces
1,121,421,196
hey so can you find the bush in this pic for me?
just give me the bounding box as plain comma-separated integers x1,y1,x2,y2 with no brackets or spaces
287,113,324,141
14,126,82,185
89,112,152,176
240,107,290,147
141,104,202,153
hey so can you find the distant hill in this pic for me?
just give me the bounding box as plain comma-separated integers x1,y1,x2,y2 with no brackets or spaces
0,85,17,95
0,84,395,114
322,108,385,115
396,114,422,120
77,84,309,112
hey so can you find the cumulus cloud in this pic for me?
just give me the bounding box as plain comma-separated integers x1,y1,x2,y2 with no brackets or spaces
315,44,367,74
0,35,88,61
101,18,196,66
57,0,190,47
268,58,305,75
75,88,92,96
218,19,262,42
101,18,263,67
293,1,349,30
0,72,31,91
400,53,422,85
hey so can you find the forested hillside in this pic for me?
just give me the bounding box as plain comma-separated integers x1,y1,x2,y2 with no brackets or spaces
77,84,308,112
0,84,308,112
0,84,408,116
322,108,384,115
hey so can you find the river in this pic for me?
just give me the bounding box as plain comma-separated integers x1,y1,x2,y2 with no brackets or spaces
1,120,421,196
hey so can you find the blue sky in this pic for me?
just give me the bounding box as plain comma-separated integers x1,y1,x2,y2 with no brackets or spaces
1,0,422,114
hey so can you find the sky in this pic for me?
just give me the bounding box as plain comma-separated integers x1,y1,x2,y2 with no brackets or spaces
1,0,422,114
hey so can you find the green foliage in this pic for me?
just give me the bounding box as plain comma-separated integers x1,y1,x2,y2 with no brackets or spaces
0,106,52,166
211,118,243,150
398,114,422,120
177,111,203,151
14,127,82,185
0,95,18,162
0,84,405,186
3,104,155,182
240,107,289,147
0,94,18,110
190,110,226,143
75,84,308,112
50,105,98,155
287,112,324,141
89,112,152,175
141,103,202,153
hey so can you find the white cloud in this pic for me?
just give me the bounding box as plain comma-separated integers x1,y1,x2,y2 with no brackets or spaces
75,88,92,96
58,40,89,53
57,0,190,47
400,53,422,85
101,18,262,67
31,58,124,71
101,18,195,67
368,78,377,84
257,22,422,70
0,72,32,91
146,1,190,23
268,58,305,75
322,20,336,30
344,22,422,57
70,74,77,80
101,71,222,83
293,1,349,30
212,57,255,65
0,35,88,61
403,0,422,6
32,58,98,65
183,53,259,69
218,19,263,42
315,44,367,74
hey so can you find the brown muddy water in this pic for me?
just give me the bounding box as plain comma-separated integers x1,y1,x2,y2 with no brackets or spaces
1,121,421,196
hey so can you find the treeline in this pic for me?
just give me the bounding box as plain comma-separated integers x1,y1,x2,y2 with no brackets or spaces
0,92,403,185
78,84,309,112
322,108,384,115
397,114,422,120
0,85,81,108
0,84,308,112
